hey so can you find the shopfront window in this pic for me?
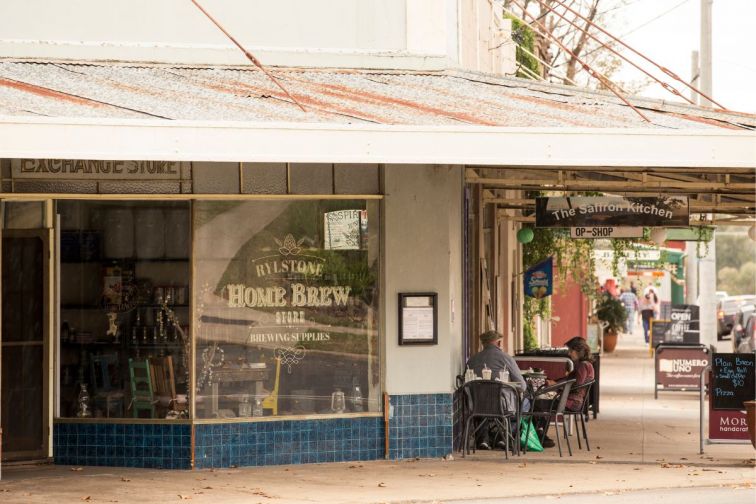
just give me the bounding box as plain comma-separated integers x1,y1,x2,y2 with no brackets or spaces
193,200,380,419
58,201,191,419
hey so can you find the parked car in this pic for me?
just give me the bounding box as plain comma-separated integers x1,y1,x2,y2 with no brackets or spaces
717,295,756,339
734,313,756,354
732,304,756,352
715,291,729,302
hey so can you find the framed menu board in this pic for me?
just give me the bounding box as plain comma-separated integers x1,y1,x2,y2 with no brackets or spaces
398,293,438,345
712,353,755,410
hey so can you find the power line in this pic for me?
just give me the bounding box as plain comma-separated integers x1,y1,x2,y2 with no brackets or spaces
621,0,693,38
189,0,307,113
536,0,697,105
506,1,651,122
563,0,693,63
547,0,726,109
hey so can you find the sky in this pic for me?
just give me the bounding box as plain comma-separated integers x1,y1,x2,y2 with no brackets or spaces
602,0,756,114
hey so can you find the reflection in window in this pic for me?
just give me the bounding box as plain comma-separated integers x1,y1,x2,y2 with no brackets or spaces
57,201,191,419
193,200,380,419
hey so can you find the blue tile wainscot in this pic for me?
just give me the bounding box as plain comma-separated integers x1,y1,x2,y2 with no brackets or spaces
54,398,451,470
53,422,192,469
388,394,453,460
194,417,384,469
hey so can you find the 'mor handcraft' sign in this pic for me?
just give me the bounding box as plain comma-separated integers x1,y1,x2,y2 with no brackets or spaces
536,196,689,227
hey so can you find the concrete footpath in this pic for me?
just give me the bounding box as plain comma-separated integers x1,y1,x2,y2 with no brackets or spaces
1,331,754,503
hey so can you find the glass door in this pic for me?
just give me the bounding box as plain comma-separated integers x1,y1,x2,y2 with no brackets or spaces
1,202,50,464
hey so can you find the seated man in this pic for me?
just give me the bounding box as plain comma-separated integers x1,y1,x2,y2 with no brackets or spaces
465,330,527,450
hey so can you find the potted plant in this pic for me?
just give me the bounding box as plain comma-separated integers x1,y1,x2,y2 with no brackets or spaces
595,292,627,353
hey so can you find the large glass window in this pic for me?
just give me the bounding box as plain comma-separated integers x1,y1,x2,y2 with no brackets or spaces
193,200,380,419
58,201,191,419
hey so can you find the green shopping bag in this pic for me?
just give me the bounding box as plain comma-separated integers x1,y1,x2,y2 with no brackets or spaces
519,418,543,452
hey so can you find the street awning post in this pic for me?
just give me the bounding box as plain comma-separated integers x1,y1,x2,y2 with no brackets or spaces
699,364,711,454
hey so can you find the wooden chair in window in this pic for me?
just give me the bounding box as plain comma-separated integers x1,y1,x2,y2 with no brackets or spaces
128,358,155,418
149,355,177,418
90,353,124,418
261,357,281,415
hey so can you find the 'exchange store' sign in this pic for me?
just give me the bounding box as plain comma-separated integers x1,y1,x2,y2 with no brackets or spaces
536,196,689,227
12,159,183,180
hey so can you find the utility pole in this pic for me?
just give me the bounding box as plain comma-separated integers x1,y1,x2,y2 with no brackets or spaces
700,0,713,107
690,50,700,105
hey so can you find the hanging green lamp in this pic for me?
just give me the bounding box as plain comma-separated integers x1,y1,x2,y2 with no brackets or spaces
517,227,534,244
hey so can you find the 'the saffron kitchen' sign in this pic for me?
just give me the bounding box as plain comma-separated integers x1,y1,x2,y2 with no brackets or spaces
536,196,689,227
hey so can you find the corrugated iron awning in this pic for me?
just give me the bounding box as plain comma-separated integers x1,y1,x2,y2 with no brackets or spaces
0,60,755,130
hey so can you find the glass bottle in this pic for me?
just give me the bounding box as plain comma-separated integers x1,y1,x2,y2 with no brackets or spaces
76,383,92,418
252,399,263,417
350,385,363,412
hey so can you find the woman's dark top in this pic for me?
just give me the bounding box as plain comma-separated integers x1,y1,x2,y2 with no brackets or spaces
557,360,594,411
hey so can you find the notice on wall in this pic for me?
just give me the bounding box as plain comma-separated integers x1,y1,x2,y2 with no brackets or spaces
711,353,755,411
324,210,363,250
398,293,437,345
401,307,435,341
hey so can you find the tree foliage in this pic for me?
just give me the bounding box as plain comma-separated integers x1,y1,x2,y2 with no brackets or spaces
503,0,646,91
716,228,755,295
507,14,540,78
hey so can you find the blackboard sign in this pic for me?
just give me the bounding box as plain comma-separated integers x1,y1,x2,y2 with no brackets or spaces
668,304,699,342
651,320,671,347
712,353,755,410
651,320,699,347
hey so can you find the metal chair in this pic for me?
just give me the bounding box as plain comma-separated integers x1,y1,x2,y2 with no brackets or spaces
460,380,521,459
522,378,575,457
562,380,595,451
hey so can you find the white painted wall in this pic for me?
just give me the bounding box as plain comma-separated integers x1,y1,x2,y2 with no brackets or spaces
0,0,452,69
383,164,464,394
457,0,516,75
0,0,515,73
0,0,405,50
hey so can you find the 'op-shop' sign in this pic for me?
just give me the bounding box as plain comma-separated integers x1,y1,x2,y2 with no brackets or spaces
536,196,689,227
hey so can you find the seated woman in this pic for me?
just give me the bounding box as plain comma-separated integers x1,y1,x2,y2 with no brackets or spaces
532,337,595,447
549,337,595,412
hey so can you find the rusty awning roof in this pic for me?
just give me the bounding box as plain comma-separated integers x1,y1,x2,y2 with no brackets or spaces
1,60,754,130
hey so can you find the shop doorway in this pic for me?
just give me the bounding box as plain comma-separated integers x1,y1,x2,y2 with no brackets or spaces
1,229,50,463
